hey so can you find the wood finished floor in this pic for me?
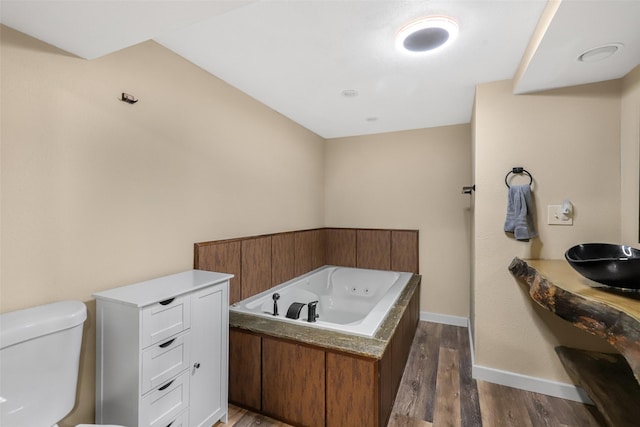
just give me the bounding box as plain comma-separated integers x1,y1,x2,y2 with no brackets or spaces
215,321,607,427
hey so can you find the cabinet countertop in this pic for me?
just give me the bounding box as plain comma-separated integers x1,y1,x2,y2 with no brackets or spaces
93,269,234,307
518,259,639,321
509,258,640,382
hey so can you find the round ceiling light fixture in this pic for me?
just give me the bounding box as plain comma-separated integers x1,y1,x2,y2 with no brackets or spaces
396,16,458,55
577,43,623,63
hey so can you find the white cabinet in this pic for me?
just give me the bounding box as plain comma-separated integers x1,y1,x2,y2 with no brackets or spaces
93,270,232,427
189,286,226,427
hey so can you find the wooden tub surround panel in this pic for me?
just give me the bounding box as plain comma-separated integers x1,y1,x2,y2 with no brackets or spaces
262,337,326,427
326,352,377,427
228,330,261,412
509,258,640,427
196,240,242,303
195,227,419,304
294,229,326,276
356,229,391,270
391,230,419,273
241,236,272,300
271,232,296,286
324,228,356,267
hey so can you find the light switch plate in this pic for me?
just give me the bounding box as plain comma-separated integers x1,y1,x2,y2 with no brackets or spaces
548,205,573,225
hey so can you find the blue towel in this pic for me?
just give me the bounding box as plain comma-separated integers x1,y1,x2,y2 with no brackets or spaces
504,184,537,241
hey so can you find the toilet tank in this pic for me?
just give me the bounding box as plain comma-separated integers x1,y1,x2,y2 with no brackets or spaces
0,301,87,427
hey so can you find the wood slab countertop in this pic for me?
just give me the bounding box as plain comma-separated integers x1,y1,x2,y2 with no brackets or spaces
509,258,640,383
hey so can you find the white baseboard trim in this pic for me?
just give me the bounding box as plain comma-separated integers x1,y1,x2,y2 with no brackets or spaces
471,364,593,404
421,312,592,404
420,311,469,327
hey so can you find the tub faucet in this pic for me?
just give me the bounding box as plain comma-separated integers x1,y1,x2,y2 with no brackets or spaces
307,300,319,323
272,293,280,316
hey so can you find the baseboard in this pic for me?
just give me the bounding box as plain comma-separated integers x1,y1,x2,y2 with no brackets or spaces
422,312,592,404
467,321,591,404
420,311,469,327
468,321,476,365
471,364,593,404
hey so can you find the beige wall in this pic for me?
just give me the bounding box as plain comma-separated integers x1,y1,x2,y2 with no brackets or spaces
473,79,622,384
3,21,638,424
325,125,472,318
621,65,640,245
0,26,324,425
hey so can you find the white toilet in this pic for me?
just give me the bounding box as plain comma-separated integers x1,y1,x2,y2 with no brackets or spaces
0,301,124,427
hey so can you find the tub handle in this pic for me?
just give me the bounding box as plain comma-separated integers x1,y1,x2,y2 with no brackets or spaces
307,300,319,323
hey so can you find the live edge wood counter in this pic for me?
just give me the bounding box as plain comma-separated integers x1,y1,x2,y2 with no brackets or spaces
228,274,421,427
509,258,640,427
508,258,640,381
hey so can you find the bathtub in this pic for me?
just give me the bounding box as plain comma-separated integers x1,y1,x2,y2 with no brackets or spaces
230,265,413,337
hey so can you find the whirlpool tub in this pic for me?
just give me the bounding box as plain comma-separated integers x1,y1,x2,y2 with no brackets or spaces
229,265,413,337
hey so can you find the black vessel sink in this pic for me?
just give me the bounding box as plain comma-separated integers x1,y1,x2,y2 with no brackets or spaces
565,243,640,289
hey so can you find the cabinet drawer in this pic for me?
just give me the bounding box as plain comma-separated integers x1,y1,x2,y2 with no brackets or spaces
142,296,191,348
164,408,188,427
141,371,190,427
141,331,191,394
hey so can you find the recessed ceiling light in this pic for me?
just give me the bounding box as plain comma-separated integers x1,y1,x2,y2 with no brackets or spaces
577,43,623,63
341,89,359,98
396,16,458,55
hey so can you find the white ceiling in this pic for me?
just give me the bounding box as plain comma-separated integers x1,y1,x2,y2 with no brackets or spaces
1,0,639,138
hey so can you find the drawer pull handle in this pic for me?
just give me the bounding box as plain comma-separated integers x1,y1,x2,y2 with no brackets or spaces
159,298,175,306
158,380,174,391
159,338,176,348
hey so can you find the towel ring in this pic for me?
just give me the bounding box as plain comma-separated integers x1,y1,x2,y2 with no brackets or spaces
505,167,533,188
